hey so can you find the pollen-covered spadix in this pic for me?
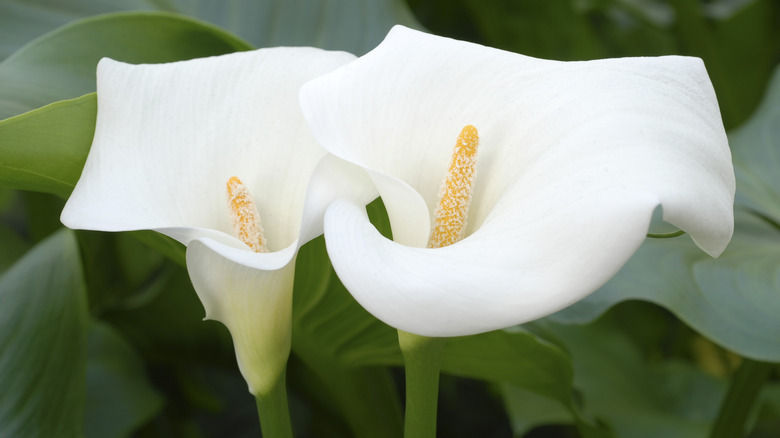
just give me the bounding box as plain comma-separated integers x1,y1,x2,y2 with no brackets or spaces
429,125,479,249
226,176,267,253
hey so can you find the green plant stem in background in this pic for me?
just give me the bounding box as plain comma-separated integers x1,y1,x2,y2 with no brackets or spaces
255,371,293,438
398,330,447,438
709,358,773,438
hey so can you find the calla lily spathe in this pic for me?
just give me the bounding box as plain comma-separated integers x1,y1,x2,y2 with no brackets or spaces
61,48,374,394
299,26,736,337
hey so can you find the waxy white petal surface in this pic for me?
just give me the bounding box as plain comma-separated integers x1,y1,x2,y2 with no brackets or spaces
61,48,376,392
62,47,360,255
301,26,735,336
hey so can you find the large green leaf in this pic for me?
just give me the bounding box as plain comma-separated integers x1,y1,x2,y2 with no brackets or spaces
0,0,152,61
528,317,727,438
731,65,780,225
0,94,96,198
441,328,575,408
103,263,235,367
443,329,608,436
0,0,421,62
96,260,259,435
753,383,780,437
293,238,400,366
0,189,29,275
291,200,399,368
550,210,780,362
0,224,29,275
74,229,183,315
0,11,251,120
500,383,573,436
85,322,165,438
291,234,404,438
160,0,421,56
0,229,89,438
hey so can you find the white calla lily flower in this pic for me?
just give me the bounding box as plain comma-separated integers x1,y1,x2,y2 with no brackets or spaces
61,48,374,395
300,26,735,337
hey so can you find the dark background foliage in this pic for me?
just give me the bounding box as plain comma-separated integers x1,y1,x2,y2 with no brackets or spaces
0,0,779,437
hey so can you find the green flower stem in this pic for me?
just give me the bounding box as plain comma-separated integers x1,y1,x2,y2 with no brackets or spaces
398,330,447,438
255,370,293,438
710,358,773,438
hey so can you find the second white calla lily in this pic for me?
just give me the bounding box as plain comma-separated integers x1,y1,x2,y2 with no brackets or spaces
299,26,736,337
61,48,374,394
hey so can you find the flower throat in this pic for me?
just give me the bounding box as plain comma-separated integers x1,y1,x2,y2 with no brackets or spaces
428,125,479,249
226,176,268,253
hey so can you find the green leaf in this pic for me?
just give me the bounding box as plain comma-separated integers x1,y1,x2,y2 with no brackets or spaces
540,317,727,438
126,231,186,267
85,321,165,438
291,235,404,438
0,11,251,120
0,224,29,275
500,383,573,436
710,358,773,438
292,237,401,367
0,229,89,438
22,191,68,243
0,0,153,61
158,0,422,56
731,65,780,225
443,328,610,436
0,0,421,64
0,189,29,275
551,210,780,362
752,382,780,437
292,200,400,367
103,262,235,366
442,328,574,408
0,94,96,198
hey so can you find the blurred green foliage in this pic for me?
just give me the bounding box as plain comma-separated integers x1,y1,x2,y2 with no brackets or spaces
0,1,778,437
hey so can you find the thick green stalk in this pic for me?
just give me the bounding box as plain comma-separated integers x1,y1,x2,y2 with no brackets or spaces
398,330,447,438
709,358,773,438
255,371,293,438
